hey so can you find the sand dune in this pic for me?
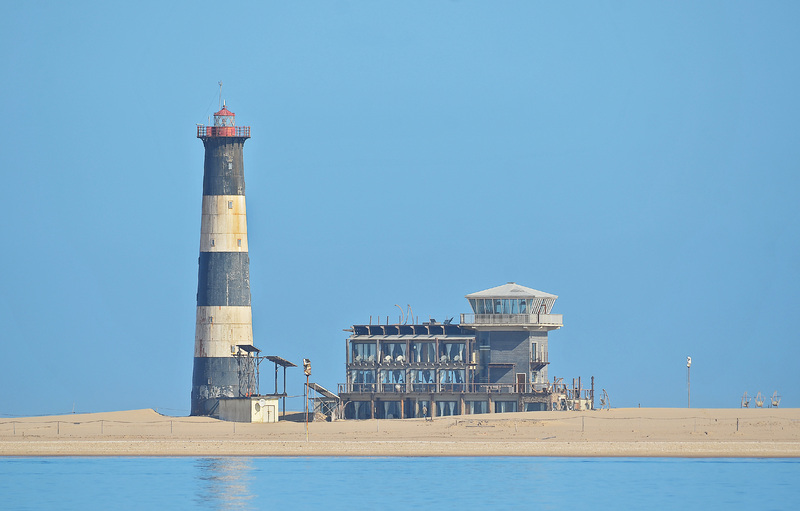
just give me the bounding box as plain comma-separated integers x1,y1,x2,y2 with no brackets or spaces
1,408,798,457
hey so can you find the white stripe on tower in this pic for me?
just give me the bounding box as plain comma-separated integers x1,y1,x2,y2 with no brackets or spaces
199,195,249,252
194,306,254,358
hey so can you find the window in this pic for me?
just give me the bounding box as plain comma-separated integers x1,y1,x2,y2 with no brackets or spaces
436,401,459,417
525,402,547,412
228,200,233,209
380,369,405,391
351,343,376,363
380,342,406,363
479,299,533,315
439,369,466,392
344,401,372,420
237,239,242,247
495,401,518,413
411,342,435,363
349,370,375,392
439,342,465,362
210,239,215,247
411,369,435,392
466,401,489,414
376,401,401,419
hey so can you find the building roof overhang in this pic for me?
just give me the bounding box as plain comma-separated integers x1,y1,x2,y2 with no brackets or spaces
308,382,339,400
349,334,475,341
264,355,296,367
465,282,557,299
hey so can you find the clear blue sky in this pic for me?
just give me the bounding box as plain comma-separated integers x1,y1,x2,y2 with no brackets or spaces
2,2,798,416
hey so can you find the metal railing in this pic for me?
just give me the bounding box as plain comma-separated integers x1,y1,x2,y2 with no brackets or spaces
531,352,549,365
347,359,469,368
460,313,563,326
197,125,251,138
338,382,553,394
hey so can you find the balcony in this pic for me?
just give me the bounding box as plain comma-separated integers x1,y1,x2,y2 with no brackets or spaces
460,313,563,327
197,125,251,139
338,382,554,395
531,351,549,369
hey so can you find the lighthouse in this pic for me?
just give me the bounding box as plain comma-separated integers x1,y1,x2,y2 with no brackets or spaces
191,102,255,416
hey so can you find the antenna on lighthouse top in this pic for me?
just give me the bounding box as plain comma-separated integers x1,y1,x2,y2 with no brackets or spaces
218,81,223,109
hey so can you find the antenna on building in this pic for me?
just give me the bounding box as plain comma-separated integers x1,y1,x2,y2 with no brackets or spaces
218,81,223,109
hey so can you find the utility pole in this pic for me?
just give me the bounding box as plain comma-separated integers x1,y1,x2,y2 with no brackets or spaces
687,356,692,408
303,358,311,441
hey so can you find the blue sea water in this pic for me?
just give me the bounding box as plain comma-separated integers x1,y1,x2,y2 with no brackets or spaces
0,457,797,510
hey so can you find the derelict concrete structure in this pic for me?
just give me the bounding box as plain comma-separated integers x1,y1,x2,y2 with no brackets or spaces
191,103,255,416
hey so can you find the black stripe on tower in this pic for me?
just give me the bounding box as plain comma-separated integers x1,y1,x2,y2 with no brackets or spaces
191,358,239,416
201,138,247,196
196,252,251,307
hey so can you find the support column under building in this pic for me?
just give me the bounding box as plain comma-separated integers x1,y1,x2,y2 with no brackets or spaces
191,103,254,416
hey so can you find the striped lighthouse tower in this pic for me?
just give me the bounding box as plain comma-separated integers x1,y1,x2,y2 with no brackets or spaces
191,102,254,416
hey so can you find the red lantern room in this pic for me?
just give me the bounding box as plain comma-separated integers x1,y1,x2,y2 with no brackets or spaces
197,101,251,139
214,103,235,128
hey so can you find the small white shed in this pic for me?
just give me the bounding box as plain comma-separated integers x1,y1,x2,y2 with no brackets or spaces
218,396,280,423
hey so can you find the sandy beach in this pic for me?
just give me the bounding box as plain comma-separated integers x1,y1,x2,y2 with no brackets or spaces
1,408,798,457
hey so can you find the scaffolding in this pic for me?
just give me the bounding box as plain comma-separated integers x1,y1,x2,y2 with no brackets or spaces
234,345,262,397
264,355,297,417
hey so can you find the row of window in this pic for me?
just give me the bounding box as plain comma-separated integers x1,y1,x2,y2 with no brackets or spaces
351,342,466,364
469,298,548,315
350,369,466,385
208,238,243,247
343,400,525,419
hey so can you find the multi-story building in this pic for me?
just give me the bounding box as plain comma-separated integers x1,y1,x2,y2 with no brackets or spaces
338,282,579,419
